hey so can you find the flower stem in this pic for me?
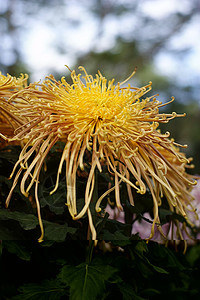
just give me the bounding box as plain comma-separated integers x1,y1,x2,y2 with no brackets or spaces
86,168,99,262
86,240,95,264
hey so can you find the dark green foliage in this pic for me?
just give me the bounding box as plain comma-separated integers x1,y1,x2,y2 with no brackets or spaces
11,280,67,300
1,240,199,299
58,260,117,300
0,145,200,299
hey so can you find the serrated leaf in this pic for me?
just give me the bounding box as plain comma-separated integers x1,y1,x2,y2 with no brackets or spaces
59,261,117,300
11,280,67,300
2,241,31,261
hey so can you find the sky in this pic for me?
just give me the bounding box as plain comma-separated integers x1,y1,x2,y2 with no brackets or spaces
0,0,200,88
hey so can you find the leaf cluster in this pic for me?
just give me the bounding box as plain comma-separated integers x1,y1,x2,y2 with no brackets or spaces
0,240,200,299
0,145,200,299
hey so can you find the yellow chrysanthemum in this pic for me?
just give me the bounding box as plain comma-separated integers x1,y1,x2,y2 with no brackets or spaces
0,72,28,147
0,66,197,243
0,72,28,95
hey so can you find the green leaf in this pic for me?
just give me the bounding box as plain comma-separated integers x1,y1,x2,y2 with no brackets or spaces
133,241,169,275
0,209,39,230
186,244,200,267
159,208,173,224
11,280,67,300
2,241,31,261
39,173,66,215
144,257,169,274
0,209,76,241
59,261,117,300
149,243,186,271
134,241,148,255
101,218,132,241
159,208,190,228
103,229,131,243
43,221,77,240
118,283,147,300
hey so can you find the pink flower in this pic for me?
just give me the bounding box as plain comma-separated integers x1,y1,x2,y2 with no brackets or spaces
105,205,125,224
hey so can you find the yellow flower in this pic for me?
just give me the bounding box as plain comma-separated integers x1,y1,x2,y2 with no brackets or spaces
0,66,196,243
0,72,28,147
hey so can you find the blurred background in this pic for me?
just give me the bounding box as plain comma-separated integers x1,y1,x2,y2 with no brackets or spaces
0,0,200,172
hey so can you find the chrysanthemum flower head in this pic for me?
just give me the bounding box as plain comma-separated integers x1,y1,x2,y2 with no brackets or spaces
0,66,197,243
0,72,28,147
0,72,28,95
